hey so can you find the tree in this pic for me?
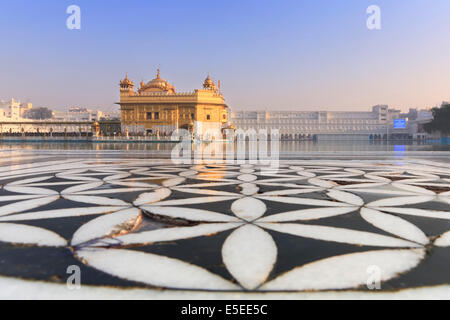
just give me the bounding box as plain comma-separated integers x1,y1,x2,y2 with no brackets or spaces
423,103,450,136
23,107,53,120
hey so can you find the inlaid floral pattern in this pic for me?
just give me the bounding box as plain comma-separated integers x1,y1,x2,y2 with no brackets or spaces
0,155,449,297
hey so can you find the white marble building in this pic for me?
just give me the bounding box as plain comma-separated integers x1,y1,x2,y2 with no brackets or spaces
231,106,432,140
52,107,104,122
0,98,31,121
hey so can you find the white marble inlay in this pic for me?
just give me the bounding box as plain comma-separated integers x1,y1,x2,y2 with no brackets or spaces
257,222,419,248
258,207,357,222
327,190,364,206
7,176,53,186
434,231,450,247
154,196,238,206
141,206,240,222
0,223,66,247
0,206,124,221
366,196,435,207
307,178,337,188
170,187,240,197
0,196,59,217
114,223,243,246
133,188,172,206
77,248,239,290
239,183,259,196
231,197,267,221
237,174,258,182
61,182,104,194
360,208,429,245
4,185,59,196
63,195,130,206
261,249,425,291
222,225,277,289
72,208,141,246
392,183,436,195
256,195,354,207
371,207,450,220
261,188,320,196
0,155,448,297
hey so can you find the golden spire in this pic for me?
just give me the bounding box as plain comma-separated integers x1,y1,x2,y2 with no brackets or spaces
156,69,161,79
121,73,133,87
203,74,216,91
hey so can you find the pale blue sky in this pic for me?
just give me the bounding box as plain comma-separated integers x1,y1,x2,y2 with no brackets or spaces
1,0,449,112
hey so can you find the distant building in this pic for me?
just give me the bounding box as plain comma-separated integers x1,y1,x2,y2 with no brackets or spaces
416,109,433,121
0,98,32,121
52,107,104,121
0,100,118,137
117,70,229,137
100,111,121,120
231,106,432,140
20,102,33,117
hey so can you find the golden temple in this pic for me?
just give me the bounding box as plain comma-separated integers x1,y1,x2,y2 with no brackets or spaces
117,70,229,137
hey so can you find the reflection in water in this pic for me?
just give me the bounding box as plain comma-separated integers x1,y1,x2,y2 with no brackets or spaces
0,140,449,153
196,171,226,180
0,141,178,152
279,140,450,152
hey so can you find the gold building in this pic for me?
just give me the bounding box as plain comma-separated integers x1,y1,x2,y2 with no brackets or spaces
117,70,229,137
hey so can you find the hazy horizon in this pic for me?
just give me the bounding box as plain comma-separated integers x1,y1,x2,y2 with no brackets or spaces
1,0,449,113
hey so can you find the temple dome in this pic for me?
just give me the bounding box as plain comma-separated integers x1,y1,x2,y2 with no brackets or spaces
203,75,217,91
140,69,175,93
120,74,133,86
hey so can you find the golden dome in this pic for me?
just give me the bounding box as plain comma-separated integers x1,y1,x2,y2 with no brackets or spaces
140,69,175,93
203,75,217,91
120,74,133,86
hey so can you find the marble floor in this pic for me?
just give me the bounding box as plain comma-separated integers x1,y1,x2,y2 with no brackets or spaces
0,150,449,299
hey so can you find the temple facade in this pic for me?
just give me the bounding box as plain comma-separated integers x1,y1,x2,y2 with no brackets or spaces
117,70,229,138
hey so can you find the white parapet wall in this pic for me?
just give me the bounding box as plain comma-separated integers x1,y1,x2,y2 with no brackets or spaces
0,121,93,133
316,134,371,141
